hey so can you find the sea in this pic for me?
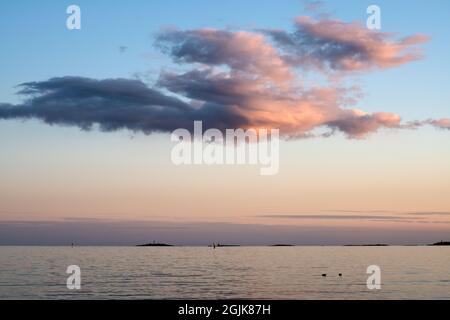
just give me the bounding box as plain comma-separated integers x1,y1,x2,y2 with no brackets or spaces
0,246,448,299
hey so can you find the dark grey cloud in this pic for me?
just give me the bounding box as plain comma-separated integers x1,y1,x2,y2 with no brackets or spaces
157,69,287,107
0,76,249,133
158,70,249,106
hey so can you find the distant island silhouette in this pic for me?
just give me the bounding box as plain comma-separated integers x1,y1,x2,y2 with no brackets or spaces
271,244,294,247
429,241,450,246
132,241,449,247
136,243,173,247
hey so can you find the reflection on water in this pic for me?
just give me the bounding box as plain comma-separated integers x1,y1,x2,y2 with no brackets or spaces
0,246,448,299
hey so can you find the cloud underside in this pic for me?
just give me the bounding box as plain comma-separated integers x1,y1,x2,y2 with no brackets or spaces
0,16,448,138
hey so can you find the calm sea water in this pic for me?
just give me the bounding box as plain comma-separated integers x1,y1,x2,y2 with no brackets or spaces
0,246,448,299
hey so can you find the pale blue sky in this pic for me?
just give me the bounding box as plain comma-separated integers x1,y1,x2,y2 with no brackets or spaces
0,1,449,244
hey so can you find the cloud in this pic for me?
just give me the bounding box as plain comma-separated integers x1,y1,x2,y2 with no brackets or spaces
157,68,404,138
320,210,450,218
263,16,430,73
303,1,324,12
257,214,422,221
406,211,450,216
153,23,433,138
155,28,293,83
326,111,402,138
0,16,446,139
426,118,450,130
403,118,450,131
0,74,391,138
0,77,249,133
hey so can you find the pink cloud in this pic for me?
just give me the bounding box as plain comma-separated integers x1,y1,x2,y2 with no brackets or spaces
428,118,450,130
154,18,434,138
0,16,445,140
156,29,293,84
264,16,430,73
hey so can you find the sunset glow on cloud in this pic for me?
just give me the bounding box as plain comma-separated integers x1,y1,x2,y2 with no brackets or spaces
0,15,447,139
264,16,430,72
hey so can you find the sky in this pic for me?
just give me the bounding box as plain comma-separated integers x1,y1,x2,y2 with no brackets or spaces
0,0,449,245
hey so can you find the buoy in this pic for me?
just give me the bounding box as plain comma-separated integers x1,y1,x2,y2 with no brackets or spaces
322,274,327,277
339,273,342,277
